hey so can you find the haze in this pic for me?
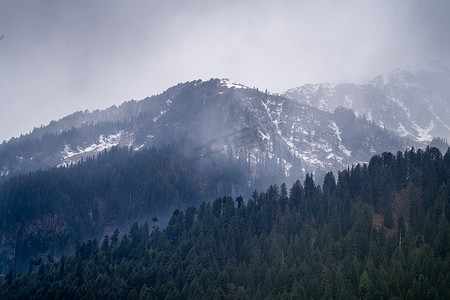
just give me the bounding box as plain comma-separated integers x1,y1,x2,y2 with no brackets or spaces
1,0,449,142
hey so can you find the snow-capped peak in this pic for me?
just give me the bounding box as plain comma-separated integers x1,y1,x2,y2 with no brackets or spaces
283,61,450,143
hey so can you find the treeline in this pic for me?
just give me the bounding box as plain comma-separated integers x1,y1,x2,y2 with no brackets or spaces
0,135,280,274
0,121,127,178
0,143,201,273
1,147,449,299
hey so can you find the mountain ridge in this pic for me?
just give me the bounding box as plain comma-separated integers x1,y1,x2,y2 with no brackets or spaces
0,66,447,277
1,78,415,182
283,61,450,142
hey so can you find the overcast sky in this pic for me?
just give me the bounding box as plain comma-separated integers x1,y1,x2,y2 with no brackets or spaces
0,0,449,142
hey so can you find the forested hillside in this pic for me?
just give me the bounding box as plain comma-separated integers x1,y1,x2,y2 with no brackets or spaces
2,147,449,299
0,142,203,273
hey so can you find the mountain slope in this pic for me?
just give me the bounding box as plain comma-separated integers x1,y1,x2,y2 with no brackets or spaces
0,78,411,184
0,78,414,273
283,61,450,142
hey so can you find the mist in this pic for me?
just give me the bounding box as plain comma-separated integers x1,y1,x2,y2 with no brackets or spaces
1,0,449,142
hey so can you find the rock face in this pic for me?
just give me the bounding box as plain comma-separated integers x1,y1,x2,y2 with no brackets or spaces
0,78,411,183
283,61,450,143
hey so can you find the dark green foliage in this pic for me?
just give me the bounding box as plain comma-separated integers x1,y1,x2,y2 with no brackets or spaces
1,147,449,299
0,145,203,273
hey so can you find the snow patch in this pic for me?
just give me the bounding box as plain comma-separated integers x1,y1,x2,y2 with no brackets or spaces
62,145,77,160
84,132,124,153
0,168,9,176
339,145,352,157
153,109,169,122
397,123,412,137
282,159,292,178
412,121,435,142
61,131,125,161
134,144,145,151
344,95,353,109
329,122,351,156
258,129,271,143
329,122,342,142
389,96,411,118
220,78,249,89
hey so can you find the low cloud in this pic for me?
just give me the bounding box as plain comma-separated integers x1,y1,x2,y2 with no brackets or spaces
0,0,449,141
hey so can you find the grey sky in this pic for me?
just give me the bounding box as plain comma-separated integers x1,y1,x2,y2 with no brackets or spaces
1,0,449,142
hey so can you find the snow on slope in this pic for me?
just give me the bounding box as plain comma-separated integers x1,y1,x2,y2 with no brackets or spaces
59,131,133,167
0,77,411,181
220,78,250,90
283,61,450,142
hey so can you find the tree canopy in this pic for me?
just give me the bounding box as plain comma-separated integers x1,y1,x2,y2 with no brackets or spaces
1,147,449,299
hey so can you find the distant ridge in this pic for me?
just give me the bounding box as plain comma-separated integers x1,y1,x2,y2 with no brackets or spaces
283,61,450,142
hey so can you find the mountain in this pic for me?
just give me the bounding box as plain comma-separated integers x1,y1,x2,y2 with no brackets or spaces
283,61,450,143
0,69,448,295
1,147,449,299
0,78,414,273
0,78,411,185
